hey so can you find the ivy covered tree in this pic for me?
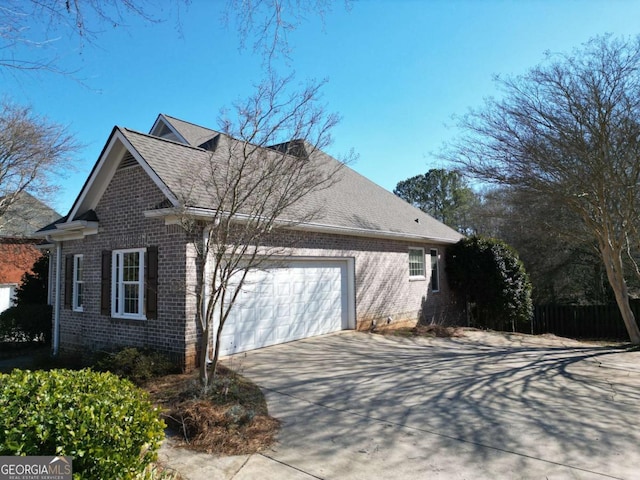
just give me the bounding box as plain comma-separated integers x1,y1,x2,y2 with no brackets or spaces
446,236,533,332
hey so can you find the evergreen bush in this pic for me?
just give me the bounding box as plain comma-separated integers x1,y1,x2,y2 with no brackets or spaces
446,236,533,331
0,369,165,479
0,255,51,343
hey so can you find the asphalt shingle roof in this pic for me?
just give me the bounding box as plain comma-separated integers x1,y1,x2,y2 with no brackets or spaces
122,117,463,244
0,192,61,237
160,114,219,147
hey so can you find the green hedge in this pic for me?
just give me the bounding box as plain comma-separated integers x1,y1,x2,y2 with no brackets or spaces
447,236,533,331
0,369,165,479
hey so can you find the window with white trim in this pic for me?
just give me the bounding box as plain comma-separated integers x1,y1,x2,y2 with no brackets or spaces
112,248,146,319
73,254,84,311
408,248,426,278
430,248,440,292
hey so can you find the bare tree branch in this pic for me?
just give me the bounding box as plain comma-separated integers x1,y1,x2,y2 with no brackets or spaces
223,0,350,67
0,0,186,74
0,99,79,230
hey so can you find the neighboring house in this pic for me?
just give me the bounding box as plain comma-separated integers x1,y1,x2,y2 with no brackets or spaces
0,193,61,313
36,114,464,369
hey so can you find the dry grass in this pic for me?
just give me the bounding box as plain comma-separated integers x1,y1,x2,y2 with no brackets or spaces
139,461,184,480
412,324,465,338
145,365,280,456
380,324,466,339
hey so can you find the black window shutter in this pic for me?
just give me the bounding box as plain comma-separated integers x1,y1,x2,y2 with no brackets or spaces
64,254,73,309
146,246,158,319
101,250,111,315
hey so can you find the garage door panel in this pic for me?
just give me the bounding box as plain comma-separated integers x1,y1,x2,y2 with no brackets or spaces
216,260,348,356
276,283,291,297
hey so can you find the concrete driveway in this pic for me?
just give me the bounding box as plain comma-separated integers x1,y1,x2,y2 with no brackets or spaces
161,331,640,479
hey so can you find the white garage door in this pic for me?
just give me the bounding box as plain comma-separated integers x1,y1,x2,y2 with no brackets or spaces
216,260,349,356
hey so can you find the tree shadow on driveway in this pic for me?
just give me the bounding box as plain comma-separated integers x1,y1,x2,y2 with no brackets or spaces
230,332,640,479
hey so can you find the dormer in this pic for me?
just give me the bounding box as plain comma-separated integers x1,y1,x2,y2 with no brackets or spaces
149,115,187,144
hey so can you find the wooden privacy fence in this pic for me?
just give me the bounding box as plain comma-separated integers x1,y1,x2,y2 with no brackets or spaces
532,301,640,340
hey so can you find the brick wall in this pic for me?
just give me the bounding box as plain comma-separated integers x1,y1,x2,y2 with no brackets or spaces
57,165,194,369
257,229,461,331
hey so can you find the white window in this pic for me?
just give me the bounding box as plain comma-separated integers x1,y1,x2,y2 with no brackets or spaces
408,248,426,279
430,249,440,292
73,254,84,311
112,248,146,319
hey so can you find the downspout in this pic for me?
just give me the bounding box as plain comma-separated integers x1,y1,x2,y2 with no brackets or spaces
52,241,62,357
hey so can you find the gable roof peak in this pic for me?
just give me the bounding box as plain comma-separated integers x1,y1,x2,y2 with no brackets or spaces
123,127,207,153
154,114,220,148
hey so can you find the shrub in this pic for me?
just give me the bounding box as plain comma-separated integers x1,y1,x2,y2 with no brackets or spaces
0,304,52,343
0,369,166,479
446,236,533,332
0,255,52,343
93,347,180,385
14,255,49,305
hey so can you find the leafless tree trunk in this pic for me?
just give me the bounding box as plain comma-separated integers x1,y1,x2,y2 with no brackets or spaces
445,34,640,343
175,73,346,387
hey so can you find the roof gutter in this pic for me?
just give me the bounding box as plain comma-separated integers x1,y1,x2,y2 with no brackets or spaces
288,221,461,245
143,207,461,245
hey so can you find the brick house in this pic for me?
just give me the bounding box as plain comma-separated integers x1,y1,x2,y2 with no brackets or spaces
36,114,464,369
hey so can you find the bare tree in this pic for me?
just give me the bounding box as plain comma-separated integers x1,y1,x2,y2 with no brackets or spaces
446,34,640,343
223,0,350,66
2,0,348,75
174,74,344,387
0,100,77,231
0,0,185,73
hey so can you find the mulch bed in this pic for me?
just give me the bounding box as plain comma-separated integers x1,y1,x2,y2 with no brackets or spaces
145,365,280,455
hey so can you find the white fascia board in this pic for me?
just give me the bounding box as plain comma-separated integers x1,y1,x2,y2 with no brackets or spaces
144,207,460,245
144,206,219,224
31,221,99,242
68,131,122,222
44,230,95,242
55,220,99,231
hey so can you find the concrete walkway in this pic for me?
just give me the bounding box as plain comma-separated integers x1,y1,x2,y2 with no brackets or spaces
157,331,640,479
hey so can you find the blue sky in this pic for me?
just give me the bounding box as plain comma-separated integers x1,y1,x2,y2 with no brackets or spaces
2,0,640,214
